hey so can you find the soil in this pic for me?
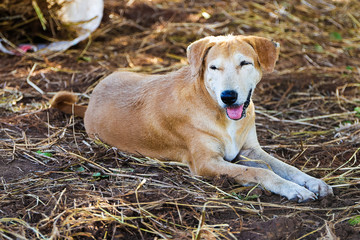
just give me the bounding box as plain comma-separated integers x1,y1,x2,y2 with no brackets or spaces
1,0,360,239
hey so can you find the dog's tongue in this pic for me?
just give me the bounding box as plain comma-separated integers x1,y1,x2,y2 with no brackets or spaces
226,105,244,120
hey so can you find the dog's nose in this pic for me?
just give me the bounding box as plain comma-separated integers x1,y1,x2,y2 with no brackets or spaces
221,90,238,105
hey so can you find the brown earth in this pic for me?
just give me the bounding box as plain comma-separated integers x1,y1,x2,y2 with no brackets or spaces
0,0,360,239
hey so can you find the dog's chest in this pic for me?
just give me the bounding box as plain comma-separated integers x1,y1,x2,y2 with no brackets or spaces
223,121,242,161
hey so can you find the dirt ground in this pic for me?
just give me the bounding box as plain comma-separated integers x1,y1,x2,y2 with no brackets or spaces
1,0,360,239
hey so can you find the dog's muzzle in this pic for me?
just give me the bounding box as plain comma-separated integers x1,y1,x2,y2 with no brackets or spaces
225,89,252,120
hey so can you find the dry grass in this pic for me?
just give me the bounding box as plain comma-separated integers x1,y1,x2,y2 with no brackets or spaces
0,0,360,239
0,0,78,44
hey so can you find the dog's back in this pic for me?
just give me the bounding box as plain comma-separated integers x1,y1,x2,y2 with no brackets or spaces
84,67,197,160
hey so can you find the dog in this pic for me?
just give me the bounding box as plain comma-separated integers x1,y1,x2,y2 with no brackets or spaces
51,35,333,202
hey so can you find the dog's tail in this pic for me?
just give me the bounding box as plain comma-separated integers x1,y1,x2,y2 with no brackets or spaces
50,91,87,118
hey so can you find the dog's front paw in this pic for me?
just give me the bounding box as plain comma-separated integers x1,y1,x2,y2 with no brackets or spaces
305,178,333,198
283,183,317,203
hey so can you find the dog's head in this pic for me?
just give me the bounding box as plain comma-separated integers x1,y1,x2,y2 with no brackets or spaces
187,35,280,120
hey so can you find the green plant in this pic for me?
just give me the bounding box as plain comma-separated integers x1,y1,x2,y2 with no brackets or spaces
348,215,360,226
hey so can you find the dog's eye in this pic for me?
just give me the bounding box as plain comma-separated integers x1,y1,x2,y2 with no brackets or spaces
210,65,218,70
240,61,252,67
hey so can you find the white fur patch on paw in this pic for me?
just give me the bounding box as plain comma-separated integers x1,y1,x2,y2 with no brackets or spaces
282,182,317,203
305,178,333,197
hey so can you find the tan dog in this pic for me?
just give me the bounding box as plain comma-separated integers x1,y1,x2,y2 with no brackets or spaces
51,35,333,202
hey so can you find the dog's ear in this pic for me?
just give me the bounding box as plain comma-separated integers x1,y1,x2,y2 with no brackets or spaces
242,36,280,73
187,37,216,76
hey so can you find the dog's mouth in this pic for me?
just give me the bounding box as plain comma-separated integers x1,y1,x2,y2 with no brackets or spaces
225,89,252,121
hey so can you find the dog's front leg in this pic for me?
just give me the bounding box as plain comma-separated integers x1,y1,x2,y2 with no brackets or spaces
187,144,317,202
240,126,333,198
